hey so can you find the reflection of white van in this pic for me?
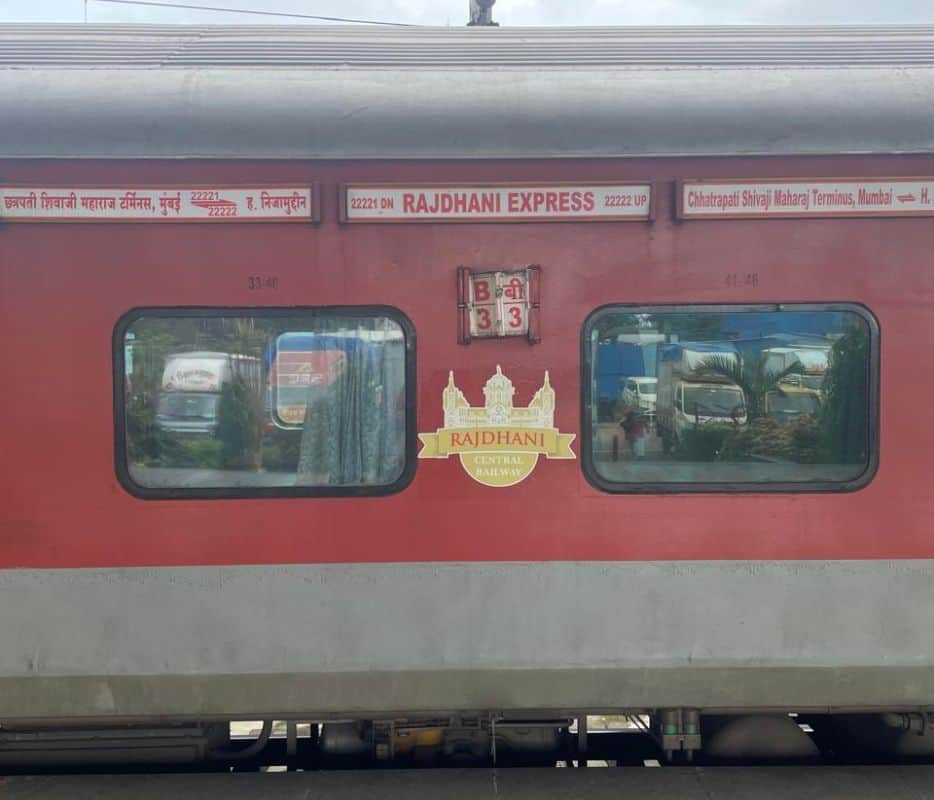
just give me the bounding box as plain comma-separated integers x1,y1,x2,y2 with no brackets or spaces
157,352,261,436
673,382,747,434
621,377,658,416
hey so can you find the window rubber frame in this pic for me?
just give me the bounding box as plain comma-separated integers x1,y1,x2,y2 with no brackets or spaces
580,302,880,494
113,305,417,500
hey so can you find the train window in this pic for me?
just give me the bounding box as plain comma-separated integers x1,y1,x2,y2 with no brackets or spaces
115,308,415,499
583,304,878,492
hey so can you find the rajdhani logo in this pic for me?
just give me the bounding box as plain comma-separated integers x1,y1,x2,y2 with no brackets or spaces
418,365,576,487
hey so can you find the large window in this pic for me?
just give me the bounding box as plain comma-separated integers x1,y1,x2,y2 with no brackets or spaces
116,308,414,498
583,304,878,492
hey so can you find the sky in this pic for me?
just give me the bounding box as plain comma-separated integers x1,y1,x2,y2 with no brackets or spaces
1,0,934,26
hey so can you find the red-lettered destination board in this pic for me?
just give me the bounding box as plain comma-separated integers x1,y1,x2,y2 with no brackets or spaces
679,178,934,219
341,183,653,223
0,186,318,222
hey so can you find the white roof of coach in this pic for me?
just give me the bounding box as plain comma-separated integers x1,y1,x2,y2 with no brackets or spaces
2,24,934,159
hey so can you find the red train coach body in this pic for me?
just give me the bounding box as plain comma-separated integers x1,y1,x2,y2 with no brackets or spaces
1,25,934,752
2,153,930,567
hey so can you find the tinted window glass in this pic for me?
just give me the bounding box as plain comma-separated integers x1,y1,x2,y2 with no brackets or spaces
120,311,410,494
586,306,876,489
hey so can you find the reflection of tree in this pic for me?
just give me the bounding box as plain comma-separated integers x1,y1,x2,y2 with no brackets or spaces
596,313,725,343
226,318,270,359
706,325,868,467
125,393,162,463
698,353,802,419
128,330,177,400
719,416,820,464
656,313,724,342
819,325,869,464
125,327,178,465
595,314,643,341
216,378,263,469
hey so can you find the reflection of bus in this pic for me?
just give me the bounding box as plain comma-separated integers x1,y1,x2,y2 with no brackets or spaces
157,352,262,436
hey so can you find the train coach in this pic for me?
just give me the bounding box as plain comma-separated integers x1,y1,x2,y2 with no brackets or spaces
0,23,933,769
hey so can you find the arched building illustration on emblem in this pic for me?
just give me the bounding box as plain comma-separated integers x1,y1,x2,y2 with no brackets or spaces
418,365,576,487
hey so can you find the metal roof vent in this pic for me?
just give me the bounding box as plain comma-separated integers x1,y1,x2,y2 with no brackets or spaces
468,0,498,26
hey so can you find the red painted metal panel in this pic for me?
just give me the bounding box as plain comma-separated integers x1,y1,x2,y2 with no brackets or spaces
1,155,932,569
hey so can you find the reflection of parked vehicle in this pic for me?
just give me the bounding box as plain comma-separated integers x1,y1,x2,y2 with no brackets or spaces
594,338,662,422
157,352,262,436
264,331,404,431
656,344,747,451
265,339,348,430
676,382,746,425
763,345,829,375
765,385,821,421
778,372,825,392
763,345,829,393
621,377,657,417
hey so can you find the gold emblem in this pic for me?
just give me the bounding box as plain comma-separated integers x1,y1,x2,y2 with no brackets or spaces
418,365,576,487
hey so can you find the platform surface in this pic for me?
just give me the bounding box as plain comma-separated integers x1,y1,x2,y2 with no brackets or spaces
5,766,934,800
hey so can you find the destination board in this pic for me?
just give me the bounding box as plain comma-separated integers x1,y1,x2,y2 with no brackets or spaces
341,183,653,223
0,186,319,222
679,178,934,219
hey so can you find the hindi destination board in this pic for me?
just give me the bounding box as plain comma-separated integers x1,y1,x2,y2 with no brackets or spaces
0,186,317,222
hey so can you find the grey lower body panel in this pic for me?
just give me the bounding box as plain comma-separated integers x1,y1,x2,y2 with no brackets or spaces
1,561,932,720
2,667,934,722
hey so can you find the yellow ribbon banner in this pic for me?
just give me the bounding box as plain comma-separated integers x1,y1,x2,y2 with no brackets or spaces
418,426,576,459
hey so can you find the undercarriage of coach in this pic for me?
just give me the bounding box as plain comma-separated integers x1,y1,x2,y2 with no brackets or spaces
4,710,934,773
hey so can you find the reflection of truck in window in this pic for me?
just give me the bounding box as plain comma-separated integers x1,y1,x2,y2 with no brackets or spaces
264,330,405,431
156,352,262,436
761,344,828,420
265,339,348,430
764,345,829,391
655,344,747,451
764,385,822,421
